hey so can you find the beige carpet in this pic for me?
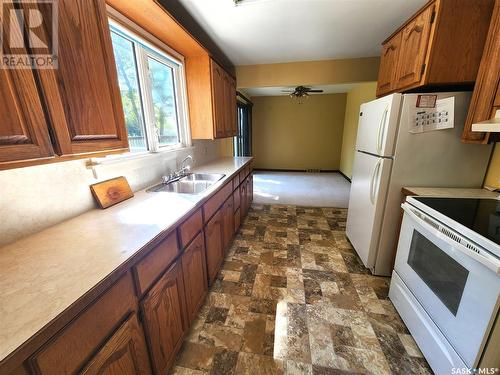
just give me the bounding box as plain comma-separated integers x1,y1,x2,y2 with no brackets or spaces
252,171,351,208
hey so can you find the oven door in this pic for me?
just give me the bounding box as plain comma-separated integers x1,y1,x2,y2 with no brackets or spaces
394,203,500,367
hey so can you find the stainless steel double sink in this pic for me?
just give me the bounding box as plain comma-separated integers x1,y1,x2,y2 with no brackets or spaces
146,173,225,195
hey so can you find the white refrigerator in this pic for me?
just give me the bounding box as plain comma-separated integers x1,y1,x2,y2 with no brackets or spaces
346,92,493,276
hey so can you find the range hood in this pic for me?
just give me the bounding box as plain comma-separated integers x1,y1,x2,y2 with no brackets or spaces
472,110,500,132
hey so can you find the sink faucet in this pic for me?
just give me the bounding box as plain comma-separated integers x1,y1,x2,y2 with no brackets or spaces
179,155,194,175
161,155,194,184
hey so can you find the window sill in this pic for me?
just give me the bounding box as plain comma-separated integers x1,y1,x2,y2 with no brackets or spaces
87,145,194,168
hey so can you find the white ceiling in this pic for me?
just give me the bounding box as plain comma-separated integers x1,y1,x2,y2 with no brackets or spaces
177,0,427,65
242,83,361,97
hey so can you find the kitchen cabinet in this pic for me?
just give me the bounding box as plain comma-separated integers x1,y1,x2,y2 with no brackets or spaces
376,33,402,97
29,273,138,374
0,20,54,168
141,260,188,374
181,232,208,322
33,0,128,156
462,0,500,144
1,0,129,171
80,314,151,375
240,179,248,217
234,208,241,234
204,210,224,285
394,4,434,90
187,56,237,139
2,162,253,375
376,0,494,97
221,197,234,252
133,231,179,295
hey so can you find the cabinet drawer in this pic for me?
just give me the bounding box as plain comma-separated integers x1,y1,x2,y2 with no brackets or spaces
179,209,203,249
30,273,136,374
244,165,250,178
134,231,179,295
233,189,241,211
232,174,240,191
239,169,246,184
203,182,233,222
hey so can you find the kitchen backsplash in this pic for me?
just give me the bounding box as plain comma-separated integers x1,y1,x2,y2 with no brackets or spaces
0,139,227,247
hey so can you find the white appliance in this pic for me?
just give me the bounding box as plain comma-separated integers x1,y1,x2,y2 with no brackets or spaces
346,92,493,276
389,196,500,375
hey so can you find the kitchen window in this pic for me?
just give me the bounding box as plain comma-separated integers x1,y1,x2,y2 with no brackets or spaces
109,19,190,153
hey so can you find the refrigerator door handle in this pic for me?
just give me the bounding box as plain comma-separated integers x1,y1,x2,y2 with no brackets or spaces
376,106,389,155
369,159,382,205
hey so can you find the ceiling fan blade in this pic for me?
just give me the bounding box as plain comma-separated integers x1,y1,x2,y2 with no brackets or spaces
307,90,324,93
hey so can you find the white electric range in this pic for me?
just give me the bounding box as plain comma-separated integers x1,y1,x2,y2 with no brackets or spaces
389,196,500,375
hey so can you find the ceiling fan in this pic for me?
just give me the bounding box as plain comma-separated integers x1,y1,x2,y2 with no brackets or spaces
282,86,324,98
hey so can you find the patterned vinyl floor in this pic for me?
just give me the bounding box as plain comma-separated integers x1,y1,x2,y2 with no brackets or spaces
170,204,432,375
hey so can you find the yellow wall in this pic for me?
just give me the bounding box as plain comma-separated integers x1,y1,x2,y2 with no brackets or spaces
252,94,347,170
339,82,378,178
484,143,500,189
236,57,379,89
217,138,234,157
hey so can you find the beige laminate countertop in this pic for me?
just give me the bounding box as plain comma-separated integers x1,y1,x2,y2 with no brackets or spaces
403,187,499,199
0,156,252,364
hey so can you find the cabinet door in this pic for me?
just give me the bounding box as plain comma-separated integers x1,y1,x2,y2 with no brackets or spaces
80,314,151,375
376,33,402,97
211,60,226,138
395,5,434,89
141,260,188,374
229,76,238,137
31,0,128,156
234,208,241,234
462,1,500,143
221,197,234,252
248,174,253,206
240,180,248,217
181,233,208,322
0,18,54,167
204,210,224,285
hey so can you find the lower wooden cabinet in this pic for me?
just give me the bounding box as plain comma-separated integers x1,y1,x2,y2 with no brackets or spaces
9,166,254,375
204,210,224,285
29,274,137,374
234,207,241,234
141,260,188,374
80,314,151,375
181,233,208,322
221,197,234,252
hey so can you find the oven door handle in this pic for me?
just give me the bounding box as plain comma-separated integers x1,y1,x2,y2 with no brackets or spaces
403,204,500,274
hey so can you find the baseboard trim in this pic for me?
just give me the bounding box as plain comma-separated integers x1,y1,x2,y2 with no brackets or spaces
338,171,351,182
254,168,344,174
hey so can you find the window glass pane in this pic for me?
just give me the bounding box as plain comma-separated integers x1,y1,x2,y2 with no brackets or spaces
147,57,180,147
110,31,148,152
407,230,469,315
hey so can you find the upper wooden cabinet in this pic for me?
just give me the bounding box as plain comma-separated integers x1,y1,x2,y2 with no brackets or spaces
33,0,129,156
0,15,55,167
376,34,401,97
394,4,434,90
462,0,500,144
0,0,128,170
186,56,237,139
376,0,494,97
